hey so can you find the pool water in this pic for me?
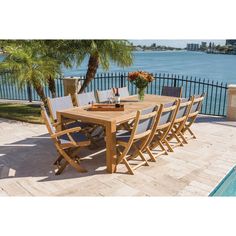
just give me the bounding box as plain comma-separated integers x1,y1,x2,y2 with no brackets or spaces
209,166,236,196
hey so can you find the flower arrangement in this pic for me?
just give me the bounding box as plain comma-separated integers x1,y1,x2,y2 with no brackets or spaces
128,71,154,101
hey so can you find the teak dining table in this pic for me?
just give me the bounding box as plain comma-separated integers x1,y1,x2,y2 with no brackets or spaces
56,94,176,173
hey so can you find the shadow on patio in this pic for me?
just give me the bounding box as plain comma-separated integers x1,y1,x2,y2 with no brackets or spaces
195,115,236,128
0,133,109,182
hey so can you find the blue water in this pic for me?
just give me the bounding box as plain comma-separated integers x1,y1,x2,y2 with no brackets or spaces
1,50,236,84
61,51,236,84
209,166,236,196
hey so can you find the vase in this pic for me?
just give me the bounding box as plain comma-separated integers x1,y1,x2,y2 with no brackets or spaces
137,87,145,101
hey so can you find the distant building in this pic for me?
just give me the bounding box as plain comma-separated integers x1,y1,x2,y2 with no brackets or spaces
186,43,199,51
201,42,207,48
226,40,236,46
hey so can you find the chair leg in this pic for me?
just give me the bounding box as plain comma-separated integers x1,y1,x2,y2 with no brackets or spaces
138,150,149,166
146,140,168,162
187,127,197,139
158,141,168,155
178,132,188,144
173,132,184,147
146,146,156,162
122,158,135,175
54,155,63,165
55,160,69,175
163,138,174,152
58,148,87,173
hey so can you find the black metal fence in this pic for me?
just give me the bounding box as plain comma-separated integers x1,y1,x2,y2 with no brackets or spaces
0,71,228,116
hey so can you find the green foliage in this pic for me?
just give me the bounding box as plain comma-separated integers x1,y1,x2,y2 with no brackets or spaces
0,44,60,88
131,76,149,89
0,40,72,103
76,40,133,92
0,40,134,96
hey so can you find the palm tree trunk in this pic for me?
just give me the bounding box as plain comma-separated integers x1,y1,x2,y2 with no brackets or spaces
33,83,47,106
79,54,99,93
48,75,56,98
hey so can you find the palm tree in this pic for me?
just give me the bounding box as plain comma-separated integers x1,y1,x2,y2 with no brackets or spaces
0,45,60,105
0,40,133,99
74,40,133,93
0,40,75,98
36,40,75,97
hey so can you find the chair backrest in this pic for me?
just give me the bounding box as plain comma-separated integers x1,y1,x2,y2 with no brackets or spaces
47,95,73,121
161,86,182,98
143,100,179,148
112,87,130,98
158,101,179,126
96,89,114,102
175,98,192,121
41,105,55,136
189,93,205,115
132,106,158,140
75,91,97,106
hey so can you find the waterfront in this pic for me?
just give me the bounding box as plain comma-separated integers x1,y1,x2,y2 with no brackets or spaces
1,50,236,84
61,50,236,84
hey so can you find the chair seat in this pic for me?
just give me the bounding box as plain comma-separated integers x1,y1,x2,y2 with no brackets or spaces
59,132,90,145
116,131,132,143
91,126,104,137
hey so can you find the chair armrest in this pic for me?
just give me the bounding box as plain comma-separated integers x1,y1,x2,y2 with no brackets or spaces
51,127,82,138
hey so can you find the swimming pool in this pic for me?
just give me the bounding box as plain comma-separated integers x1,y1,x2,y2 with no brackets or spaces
209,166,236,196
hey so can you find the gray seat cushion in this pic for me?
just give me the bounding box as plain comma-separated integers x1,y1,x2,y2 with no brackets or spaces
59,132,89,144
116,131,132,142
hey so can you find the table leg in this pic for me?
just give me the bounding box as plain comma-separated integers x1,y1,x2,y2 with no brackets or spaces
105,121,117,173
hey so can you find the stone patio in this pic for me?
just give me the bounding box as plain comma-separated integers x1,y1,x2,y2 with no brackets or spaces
0,115,235,196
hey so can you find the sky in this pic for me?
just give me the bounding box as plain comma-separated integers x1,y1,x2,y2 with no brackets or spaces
130,40,226,48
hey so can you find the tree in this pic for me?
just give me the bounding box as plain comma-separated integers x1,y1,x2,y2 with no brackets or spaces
151,43,156,48
0,44,60,105
74,40,133,93
35,40,75,97
0,40,133,99
0,40,75,99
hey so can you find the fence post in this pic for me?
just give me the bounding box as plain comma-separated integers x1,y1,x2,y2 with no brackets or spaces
227,84,236,120
173,76,177,87
27,83,32,102
120,74,124,87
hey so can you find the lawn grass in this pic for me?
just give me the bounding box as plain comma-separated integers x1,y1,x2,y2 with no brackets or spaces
0,103,43,124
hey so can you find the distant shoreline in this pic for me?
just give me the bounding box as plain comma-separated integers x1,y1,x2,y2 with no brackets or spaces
133,49,187,53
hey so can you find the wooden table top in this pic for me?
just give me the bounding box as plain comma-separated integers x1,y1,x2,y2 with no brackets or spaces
57,94,177,125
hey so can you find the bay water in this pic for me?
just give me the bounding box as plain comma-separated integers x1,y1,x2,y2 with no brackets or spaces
1,50,236,84
62,50,236,84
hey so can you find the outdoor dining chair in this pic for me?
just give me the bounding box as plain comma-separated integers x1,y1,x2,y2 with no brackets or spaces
112,86,130,98
96,89,114,103
75,91,97,106
115,106,158,174
41,105,90,175
47,95,100,147
165,97,193,149
75,91,105,143
47,95,74,124
180,93,205,142
48,95,87,132
145,100,180,161
161,86,183,98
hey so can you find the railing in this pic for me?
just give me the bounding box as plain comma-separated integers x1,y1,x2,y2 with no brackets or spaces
0,71,228,116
